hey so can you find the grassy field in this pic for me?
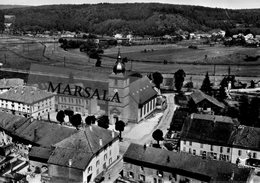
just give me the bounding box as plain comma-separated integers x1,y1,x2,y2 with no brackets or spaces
0,36,259,86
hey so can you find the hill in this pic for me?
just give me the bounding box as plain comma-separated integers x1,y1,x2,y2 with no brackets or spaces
0,5,30,9
2,3,260,36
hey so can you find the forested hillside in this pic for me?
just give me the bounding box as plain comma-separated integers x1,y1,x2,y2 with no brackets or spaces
2,3,260,36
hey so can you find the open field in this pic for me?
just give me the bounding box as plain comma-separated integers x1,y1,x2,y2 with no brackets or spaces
0,36,259,86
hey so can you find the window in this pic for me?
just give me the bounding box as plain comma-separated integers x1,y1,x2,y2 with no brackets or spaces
210,145,214,151
140,166,144,171
193,150,196,155
213,153,217,160
96,160,100,167
238,150,242,156
253,153,257,159
96,168,99,175
109,150,112,156
153,178,157,183
227,147,230,153
200,143,203,148
189,148,191,154
183,140,186,145
109,158,112,164
157,171,163,178
129,172,134,178
189,141,192,146
88,166,92,173
220,146,223,153
139,174,145,181
104,154,107,161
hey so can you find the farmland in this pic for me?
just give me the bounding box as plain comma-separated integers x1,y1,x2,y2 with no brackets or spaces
0,35,259,86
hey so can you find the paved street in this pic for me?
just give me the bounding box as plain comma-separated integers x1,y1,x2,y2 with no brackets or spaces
104,93,177,182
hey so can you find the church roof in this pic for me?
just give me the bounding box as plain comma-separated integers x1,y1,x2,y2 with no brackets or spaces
129,76,157,106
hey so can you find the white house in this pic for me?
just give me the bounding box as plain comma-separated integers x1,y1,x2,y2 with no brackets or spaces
0,86,55,118
180,113,235,162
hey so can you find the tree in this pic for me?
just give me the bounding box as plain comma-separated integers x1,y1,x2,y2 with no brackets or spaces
0,11,4,33
70,114,82,129
152,72,163,89
85,115,96,126
250,97,260,127
56,110,65,124
200,72,212,95
115,120,125,141
174,69,186,92
152,129,164,147
64,109,74,117
239,95,250,126
97,115,109,129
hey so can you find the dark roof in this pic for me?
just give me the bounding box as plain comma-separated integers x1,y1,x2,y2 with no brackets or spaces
0,78,24,89
0,112,77,147
129,76,157,106
232,126,260,151
190,90,225,108
29,146,52,163
0,86,54,104
48,125,119,170
180,113,235,146
124,143,252,183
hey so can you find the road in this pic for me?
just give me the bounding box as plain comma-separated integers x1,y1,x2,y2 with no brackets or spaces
103,93,176,182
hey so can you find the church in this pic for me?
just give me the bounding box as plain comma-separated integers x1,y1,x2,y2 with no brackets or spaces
27,51,158,124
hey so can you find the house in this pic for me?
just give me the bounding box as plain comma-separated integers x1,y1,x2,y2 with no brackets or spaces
0,86,55,119
121,143,253,183
180,113,236,162
0,78,24,94
190,90,225,114
231,126,260,167
29,125,120,183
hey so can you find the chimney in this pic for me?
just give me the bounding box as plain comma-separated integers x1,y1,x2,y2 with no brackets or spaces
99,139,103,146
112,130,115,138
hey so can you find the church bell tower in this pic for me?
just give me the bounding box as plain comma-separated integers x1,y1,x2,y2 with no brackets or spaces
108,49,130,124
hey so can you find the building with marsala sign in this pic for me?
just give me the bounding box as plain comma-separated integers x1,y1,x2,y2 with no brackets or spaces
27,51,158,124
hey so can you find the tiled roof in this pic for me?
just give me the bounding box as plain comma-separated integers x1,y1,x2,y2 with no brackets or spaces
0,86,54,104
0,112,77,147
231,126,260,151
29,146,52,163
124,143,252,182
180,113,235,145
0,78,24,89
48,125,119,170
129,76,157,106
191,90,225,108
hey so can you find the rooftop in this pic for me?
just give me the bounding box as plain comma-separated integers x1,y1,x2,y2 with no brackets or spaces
190,90,225,109
231,126,260,151
124,143,252,182
130,76,157,106
0,112,77,147
0,78,24,89
0,86,54,104
48,125,119,170
180,113,235,146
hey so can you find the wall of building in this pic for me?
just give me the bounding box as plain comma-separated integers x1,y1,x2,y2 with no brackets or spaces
123,162,204,183
0,96,55,119
231,148,260,164
83,138,120,183
138,98,157,122
180,140,231,162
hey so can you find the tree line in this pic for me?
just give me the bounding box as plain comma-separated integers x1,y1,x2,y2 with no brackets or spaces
3,3,260,36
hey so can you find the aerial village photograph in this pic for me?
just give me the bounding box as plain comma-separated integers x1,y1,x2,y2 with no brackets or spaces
0,0,259,182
